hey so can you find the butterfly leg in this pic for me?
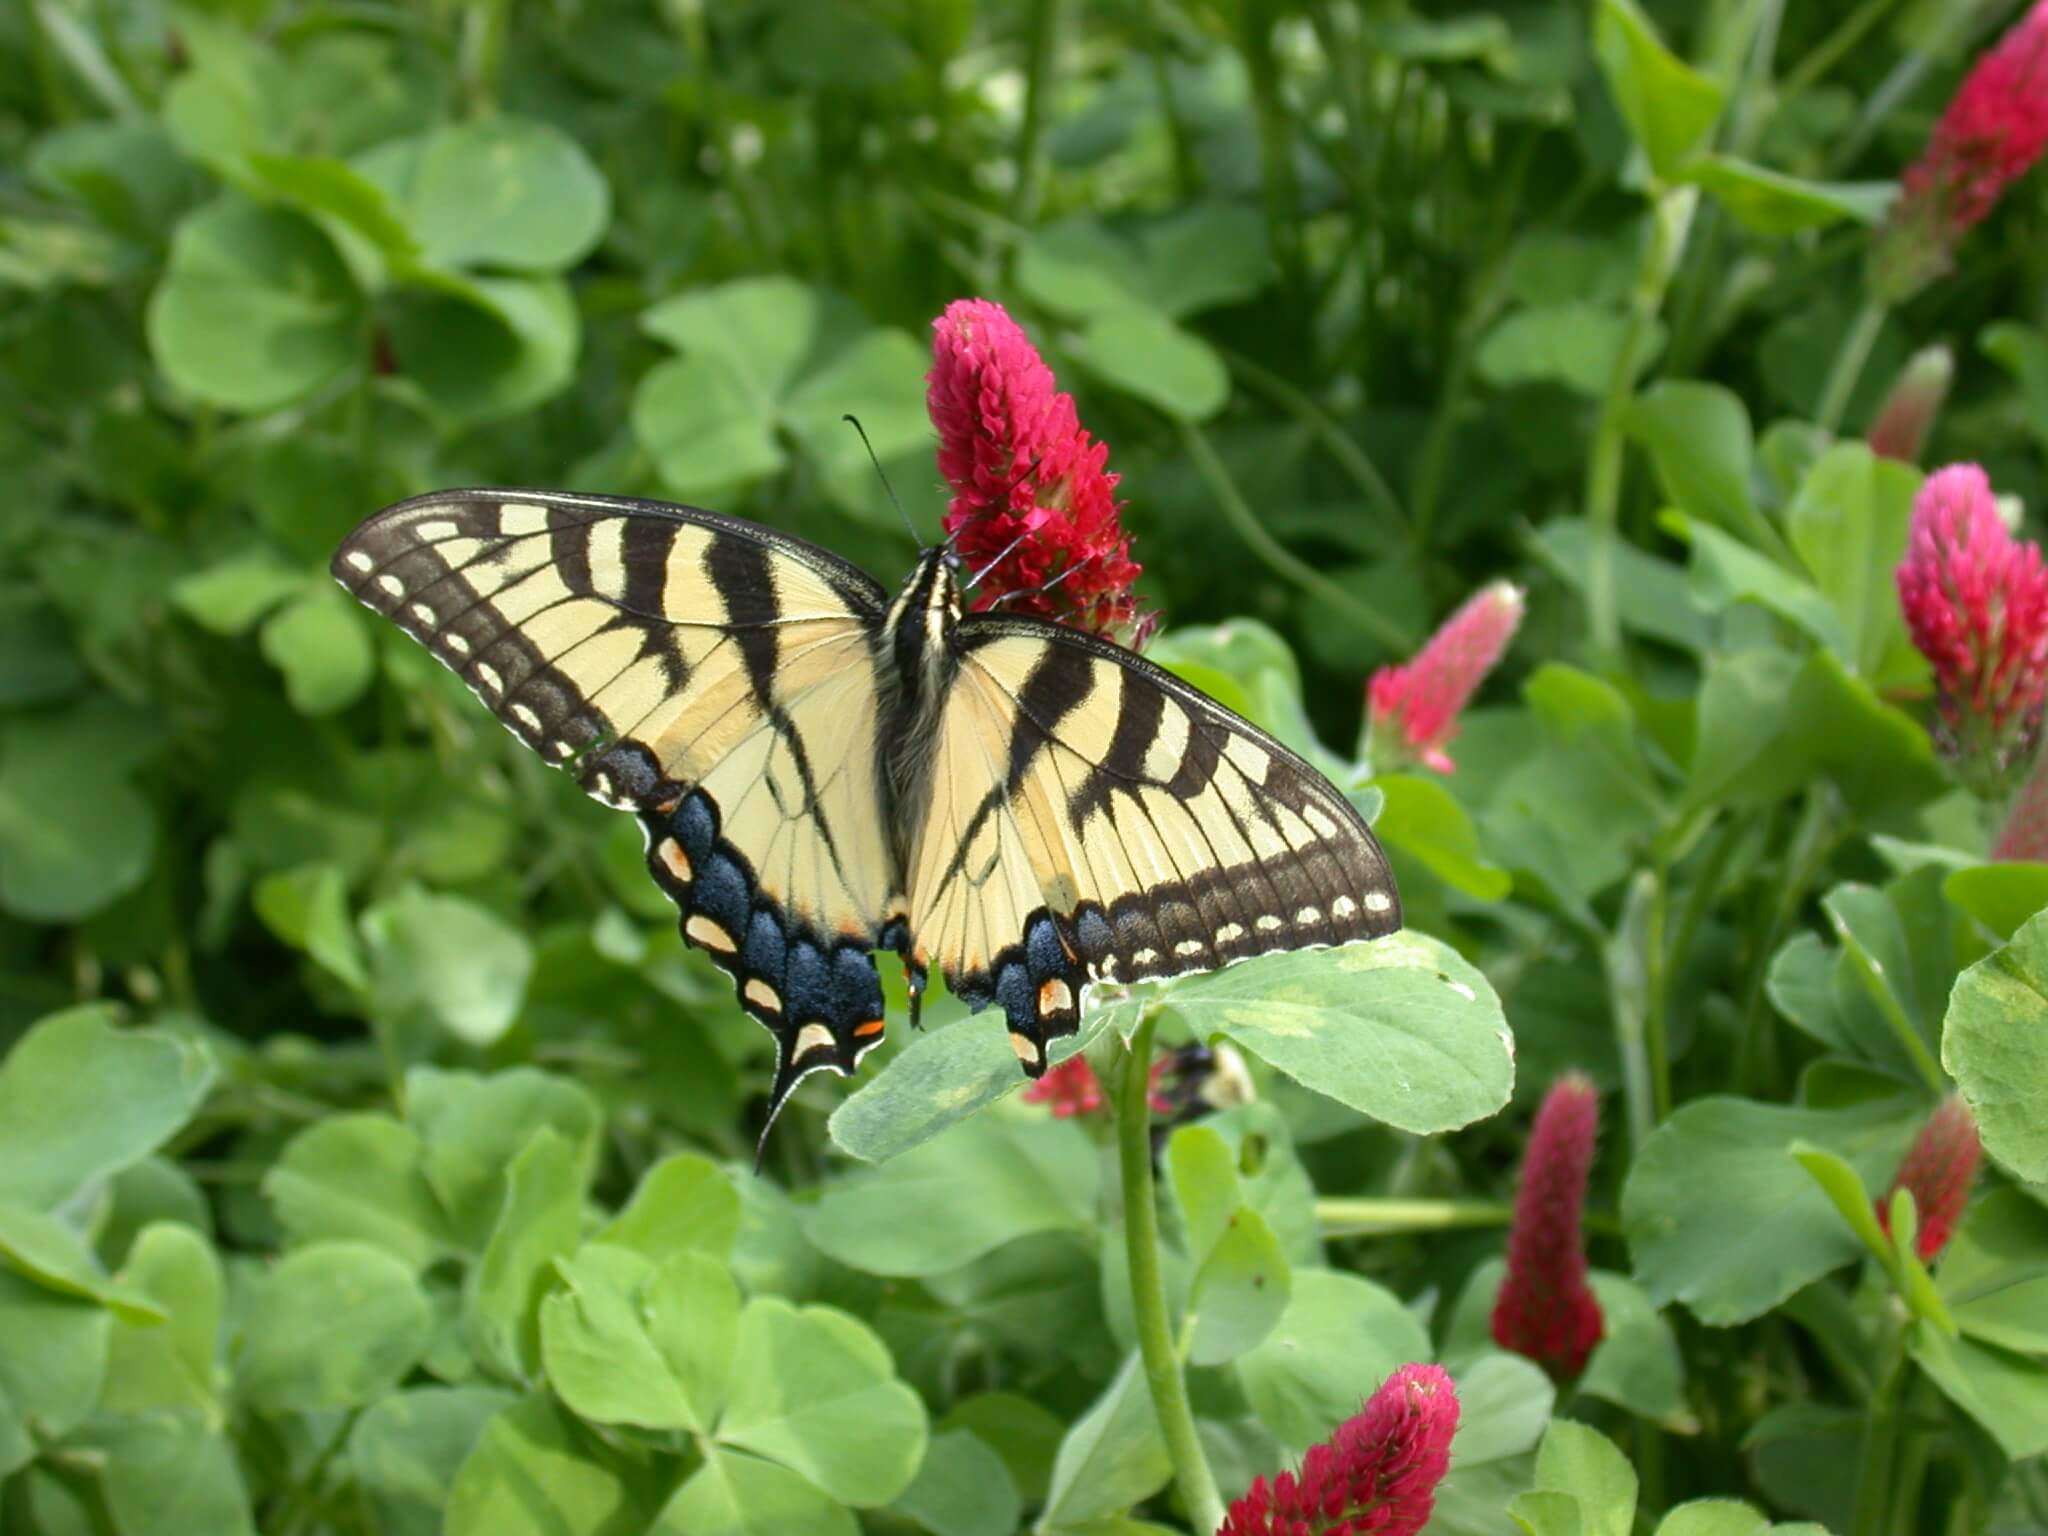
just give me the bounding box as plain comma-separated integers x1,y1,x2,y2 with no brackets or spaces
881,917,927,1030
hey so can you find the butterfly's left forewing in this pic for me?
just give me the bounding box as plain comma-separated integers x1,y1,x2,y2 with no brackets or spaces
906,620,1401,1070
333,490,908,1134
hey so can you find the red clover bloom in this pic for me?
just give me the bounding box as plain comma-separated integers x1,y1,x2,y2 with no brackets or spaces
1877,1095,1981,1261
1021,1054,1169,1118
1492,1073,1604,1381
1896,464,2048,793
1217,1363,1459,1536
1366,581,1523,773
926,299,1150,643
1872,0,2048,299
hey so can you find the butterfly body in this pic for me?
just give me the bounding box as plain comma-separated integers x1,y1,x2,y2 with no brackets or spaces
334,489,1400,1145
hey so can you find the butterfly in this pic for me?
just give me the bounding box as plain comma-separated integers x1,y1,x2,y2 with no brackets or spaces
333,489,1401,1145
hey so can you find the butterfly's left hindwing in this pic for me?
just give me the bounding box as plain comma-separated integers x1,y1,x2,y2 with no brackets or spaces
906,620,1401,1070
332,490,908,1139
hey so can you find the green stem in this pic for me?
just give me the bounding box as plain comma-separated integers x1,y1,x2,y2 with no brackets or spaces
1645,857,1673,1125
1315,1198,1513,1235
1010,0,1063,227
1179,421,1412,652
1815,297,1887,433
1780,0,1905,98
1738,785,1838,1095
1221,348,1407,539
1118,1010,1226,1536
1851,1338,1910,1536
1235,1,1307,341
1585,185,1698,664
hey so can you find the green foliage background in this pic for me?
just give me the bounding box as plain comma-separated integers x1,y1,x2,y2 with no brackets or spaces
5,0,2048,1533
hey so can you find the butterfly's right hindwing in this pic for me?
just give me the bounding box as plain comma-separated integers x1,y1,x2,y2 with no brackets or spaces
333,490,906,1140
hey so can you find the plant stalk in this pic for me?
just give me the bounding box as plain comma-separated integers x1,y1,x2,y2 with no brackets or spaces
1315,1197,1513,1235
1585,184,1698,664
1117,1010,1226,1536
1011,0,1063,227
1816,297,1887,433
1851,1337,1910,1536
1179,420,1412,652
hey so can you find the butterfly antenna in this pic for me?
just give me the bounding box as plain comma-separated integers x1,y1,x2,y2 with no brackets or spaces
987,551,1094,608
967,530,1034,590
945,455,1045,552
843,414,920,545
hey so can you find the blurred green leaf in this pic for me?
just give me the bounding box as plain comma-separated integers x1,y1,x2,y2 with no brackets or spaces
98,1222,221,1417
718,1295,928,1505
0,1007,213,1212
350,1386,518,1536
890,1427,1022,1536
363,887,534,1049
0,1269,109,1476
540,1245,737,1431
1038,1351,1171,1528
1623,382,1757,539
1236,1268,1430,1448
407,1067,601,1248
655,1445,857,1536
147,197,363,411
466,1127,584,1383
1681,157,1891,236
1943,863,2048,940
595,1152,741,1265
1937,1189,2048,1354
1909,1319,2048,1460
238,1239,432,1412
444,1394,647,1536
1784,444,1924,688
1074,308,1229,422
1478,303,1638,396
1591,0,1725,180
357,118,608,272
264,1112,454,1269
260,585,375,714
1943,909,2048,1182
0,709,161,922
84,1413,256,1536
171,551,308,635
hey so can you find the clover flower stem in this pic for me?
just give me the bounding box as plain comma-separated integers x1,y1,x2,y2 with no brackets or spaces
1178,420,1411,652
1115,1007,1226,1536
1011,0,1062,226
1315,1197,1514,1236
1585,184,1697,663
1816,297,1889,433
1781,0,1900,99
1223,347,1409,542
1851,1337,1910,1536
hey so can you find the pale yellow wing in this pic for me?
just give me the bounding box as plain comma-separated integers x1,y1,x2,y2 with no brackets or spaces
907,621,1401,1070
333,489,906,1126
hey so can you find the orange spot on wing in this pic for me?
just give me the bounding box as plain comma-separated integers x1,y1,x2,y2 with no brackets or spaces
853,1019,886,1038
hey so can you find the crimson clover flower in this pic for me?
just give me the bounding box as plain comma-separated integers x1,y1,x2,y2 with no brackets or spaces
926,298,1151,644
1871,1,2048,300
1021,1054,1170,1118
1491,1073,1604,1381
1867,345,1953,465
1217,1363,1459,1536
1365,581,1523,774
1877,1095,1982,1261
1896,463,2048,794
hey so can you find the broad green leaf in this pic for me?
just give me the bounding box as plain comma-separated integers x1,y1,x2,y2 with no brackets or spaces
1093,931,1511,1135
1666,513,1846,653
1788,1141,1894,1267
1141,203,1273,318
1623,382,1758,541
1681,157,1891,236
1943,909,2048,1181
823,1052,1100,1209
1625,1097,1917,1323
245,151,419,265
0,1202,166,1323
357,117,608,272
1592,0,1725,179
1525,663,1659,815
595,1152,741,1264
259,586,375,714
1820,883,1941,1084
640,274,828,402
1983,321,2048,460
717,1296,928,1505
1477,303,1637,396
0,713,160,922
387,271,580,422
85,1414,255,1536
1512,1488,1590,1536
1908,1319,2048,1460
764,0,914,88
408,1067,602,1248
466,1127,584,1384
363,888,534,1050
0,1269,109,1476
889,1428,1023,1536
941,1392,1067,1503
263,1112,454,1269
1372,774,1513,901
1185,1204,1291,1365
1449,1351,1555,1464
98,1222,220,1417
1150,619,1324,764
654,1444,857,1536
1235,1268,1431,1449
253,861,368,988
1074,307,1230,422
1937,1189,2048,1354
1038,1351,1171,1528
1533,1419,1637,1536
170,551,307,635
444,1394,647,1536
1943,862,2048,940
1653,1501,1771,1536
0,1006,213,1210
1169,1125,1243,1261
783,327,934,509
1784,444,1924,687
539,1245,737,1432
238,1240,432,1412
147,197,363,411
632,352,785,495
349,1386,518,1536
1017,219,1149,317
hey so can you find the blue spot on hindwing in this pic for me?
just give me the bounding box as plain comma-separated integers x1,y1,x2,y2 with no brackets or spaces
673,793,717,862
743,910,788,989
831,947,881,1025
694,852,749,933
786,940,829,1022
994,961,1033,1030
1025,913,1065,983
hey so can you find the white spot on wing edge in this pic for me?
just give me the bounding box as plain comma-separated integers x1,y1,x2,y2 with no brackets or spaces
344,550,374,574
376,574,404,598
498,501,552,536
511,703,543,733
413,519,460,541
1331,896,1357,919
474,663,503,696
1364,891,1393,914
